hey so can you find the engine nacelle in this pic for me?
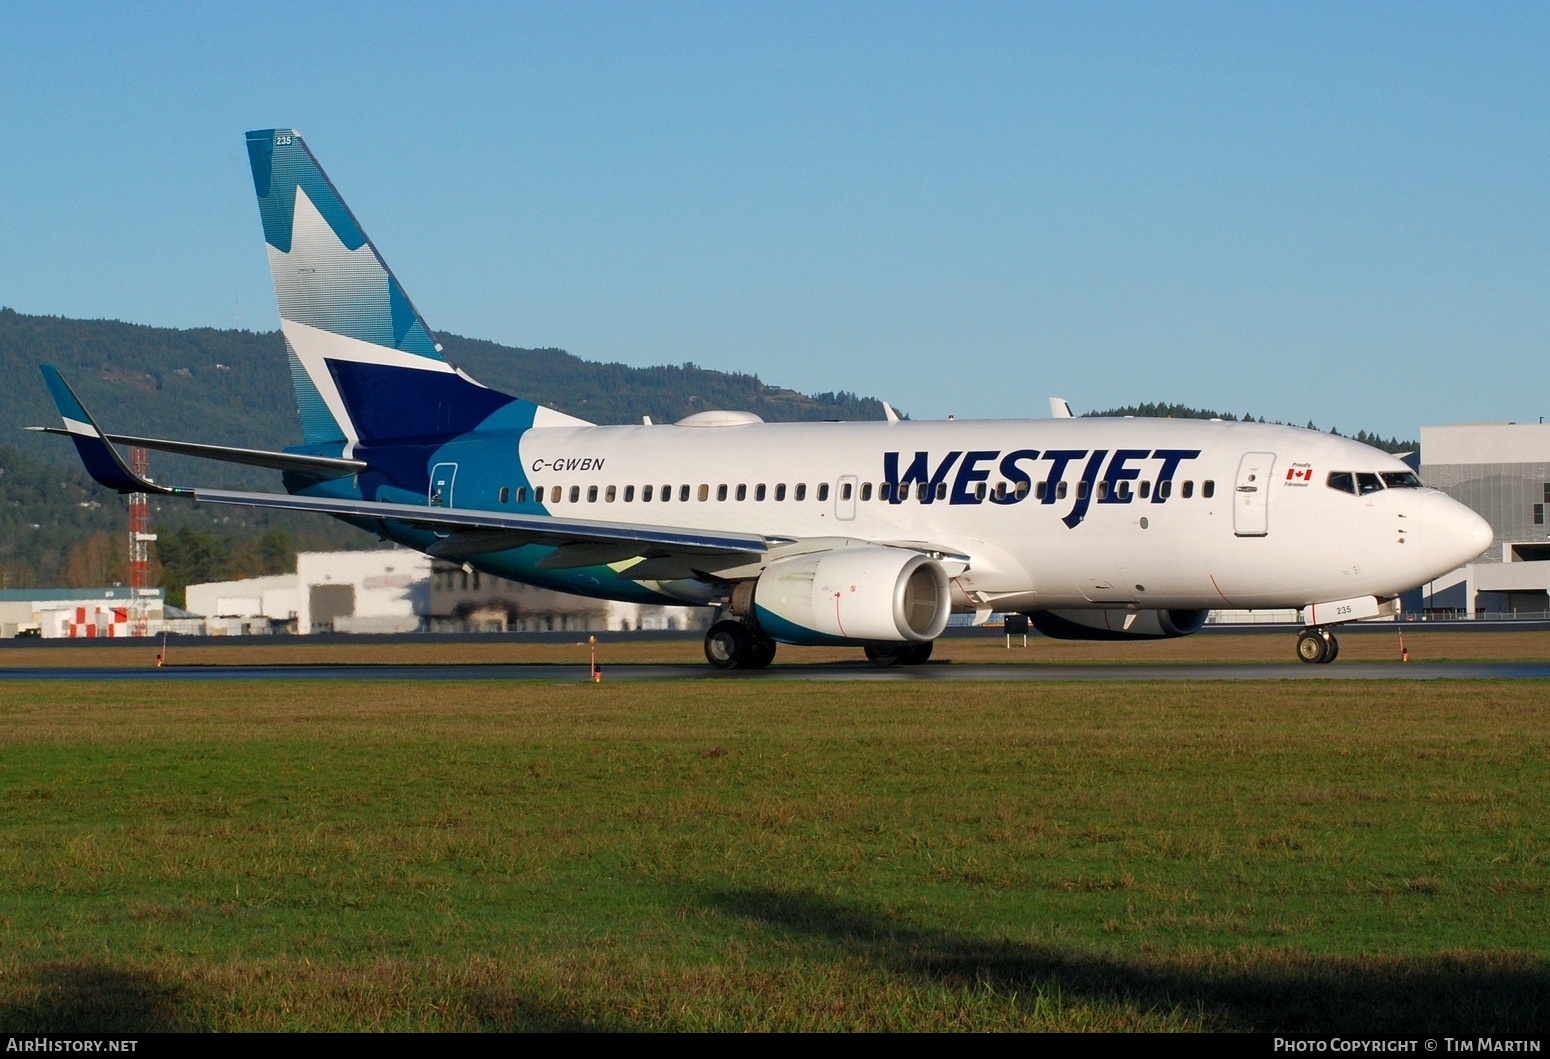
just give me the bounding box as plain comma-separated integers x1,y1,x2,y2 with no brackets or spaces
752,547,951,646
1028,608,1209,641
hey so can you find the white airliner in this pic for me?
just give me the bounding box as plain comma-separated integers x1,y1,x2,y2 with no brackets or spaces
36,130,1493,667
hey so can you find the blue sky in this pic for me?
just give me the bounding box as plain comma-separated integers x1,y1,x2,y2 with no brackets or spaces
1,2,1544,438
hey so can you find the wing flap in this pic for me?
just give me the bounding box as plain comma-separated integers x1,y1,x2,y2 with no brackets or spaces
191,487,771,556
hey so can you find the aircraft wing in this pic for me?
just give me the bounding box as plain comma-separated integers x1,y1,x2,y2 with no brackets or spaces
34,365,775,567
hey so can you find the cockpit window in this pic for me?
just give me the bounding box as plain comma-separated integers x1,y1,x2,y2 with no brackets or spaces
1381,471,1422,489
1326,471,1356,495
1356,472,1383,495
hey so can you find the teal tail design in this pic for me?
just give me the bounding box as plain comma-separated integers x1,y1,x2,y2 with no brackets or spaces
244,129,583,449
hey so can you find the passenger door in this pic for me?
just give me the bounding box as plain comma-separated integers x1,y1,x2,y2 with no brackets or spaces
1233,452,1273,537
429,462,458,509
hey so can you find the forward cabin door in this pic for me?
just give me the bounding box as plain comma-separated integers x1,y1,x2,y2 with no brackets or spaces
1233,452,1273,537
836,475,858,521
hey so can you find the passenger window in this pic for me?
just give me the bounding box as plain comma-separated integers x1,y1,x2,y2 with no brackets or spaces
975,482,986,501
642,485,654,502
880,483,892,502
716,484,727,501
1077,481,1090,501
795,483,807,501
1357,473,1383,495
1096,482,1108,500
569,486,580,503
994,482,1007,501
587,486,598,503
624,485,634,502
605,485,616,502
1139,481,1150,499
684,485,695,502
917,483,930,502
841,482,853,501
1380,471,1422,489
818,483,830,502
1015,481,1029,500
860,483,872,502
499,486,510,504
756,484,766,501
1326,472,1356,495
1202,481,1215,499
936,482,947,500
1056,481,1068,500
736,484,747,501
1182,481,1194,499
776,483,787,501
1035,481,1046,500
517,486,528,504
664,484,673,501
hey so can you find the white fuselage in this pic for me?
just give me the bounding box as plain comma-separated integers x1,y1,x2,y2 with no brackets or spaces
429,416,1493,614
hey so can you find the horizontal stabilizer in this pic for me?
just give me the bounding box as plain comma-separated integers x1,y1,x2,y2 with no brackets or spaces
27,426,364,477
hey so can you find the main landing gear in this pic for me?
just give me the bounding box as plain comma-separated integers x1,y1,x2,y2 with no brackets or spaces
864,642,934,666
704,620,778,670
1296,627,1340,664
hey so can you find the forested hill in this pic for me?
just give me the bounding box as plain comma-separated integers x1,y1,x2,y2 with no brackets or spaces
0,308,890,594
1085,402,1417,455
0,309,888,474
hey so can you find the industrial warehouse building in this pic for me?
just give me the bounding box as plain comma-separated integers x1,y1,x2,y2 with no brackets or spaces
1419,421,1550,617
183,549,705,634
0,586,165,638
186,550,431,634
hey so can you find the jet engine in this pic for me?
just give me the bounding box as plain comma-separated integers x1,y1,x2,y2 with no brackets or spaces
752,547,951,645
1028,608,1209,641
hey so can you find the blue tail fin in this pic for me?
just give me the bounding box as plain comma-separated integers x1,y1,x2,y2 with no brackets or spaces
245,129,586,449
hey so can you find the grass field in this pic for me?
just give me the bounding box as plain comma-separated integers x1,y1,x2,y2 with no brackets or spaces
1,674,1548,1031
4,628,1549,669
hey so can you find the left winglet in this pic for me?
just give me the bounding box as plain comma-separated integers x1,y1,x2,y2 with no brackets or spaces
33,366,181,495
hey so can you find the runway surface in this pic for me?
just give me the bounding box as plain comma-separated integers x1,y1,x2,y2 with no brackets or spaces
4,661,1549,682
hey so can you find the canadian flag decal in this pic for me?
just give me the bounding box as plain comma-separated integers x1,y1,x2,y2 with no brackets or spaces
1286,467,1313,481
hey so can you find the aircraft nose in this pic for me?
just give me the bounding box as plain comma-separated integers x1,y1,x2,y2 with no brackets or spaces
1422,491,1493,567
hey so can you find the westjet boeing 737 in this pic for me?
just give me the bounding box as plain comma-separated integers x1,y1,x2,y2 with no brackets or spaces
35,130,1493,667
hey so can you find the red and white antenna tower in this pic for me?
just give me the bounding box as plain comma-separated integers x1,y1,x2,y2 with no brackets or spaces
127,447,156,636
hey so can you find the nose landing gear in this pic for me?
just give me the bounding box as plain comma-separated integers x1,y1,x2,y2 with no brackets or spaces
1296,627,1340,664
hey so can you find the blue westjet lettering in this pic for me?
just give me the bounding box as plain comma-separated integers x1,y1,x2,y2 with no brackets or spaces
883,447,1202,527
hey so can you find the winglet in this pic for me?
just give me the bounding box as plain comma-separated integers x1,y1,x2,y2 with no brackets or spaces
881,401,900,423
1049,397,1074,419
36,366,179,495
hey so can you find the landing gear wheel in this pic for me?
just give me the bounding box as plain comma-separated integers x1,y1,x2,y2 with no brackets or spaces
745,635,778,670
1296,629,1329,664
864,642,934,666
1321,631,1339,664
864,644,906,666
705,620,751,670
